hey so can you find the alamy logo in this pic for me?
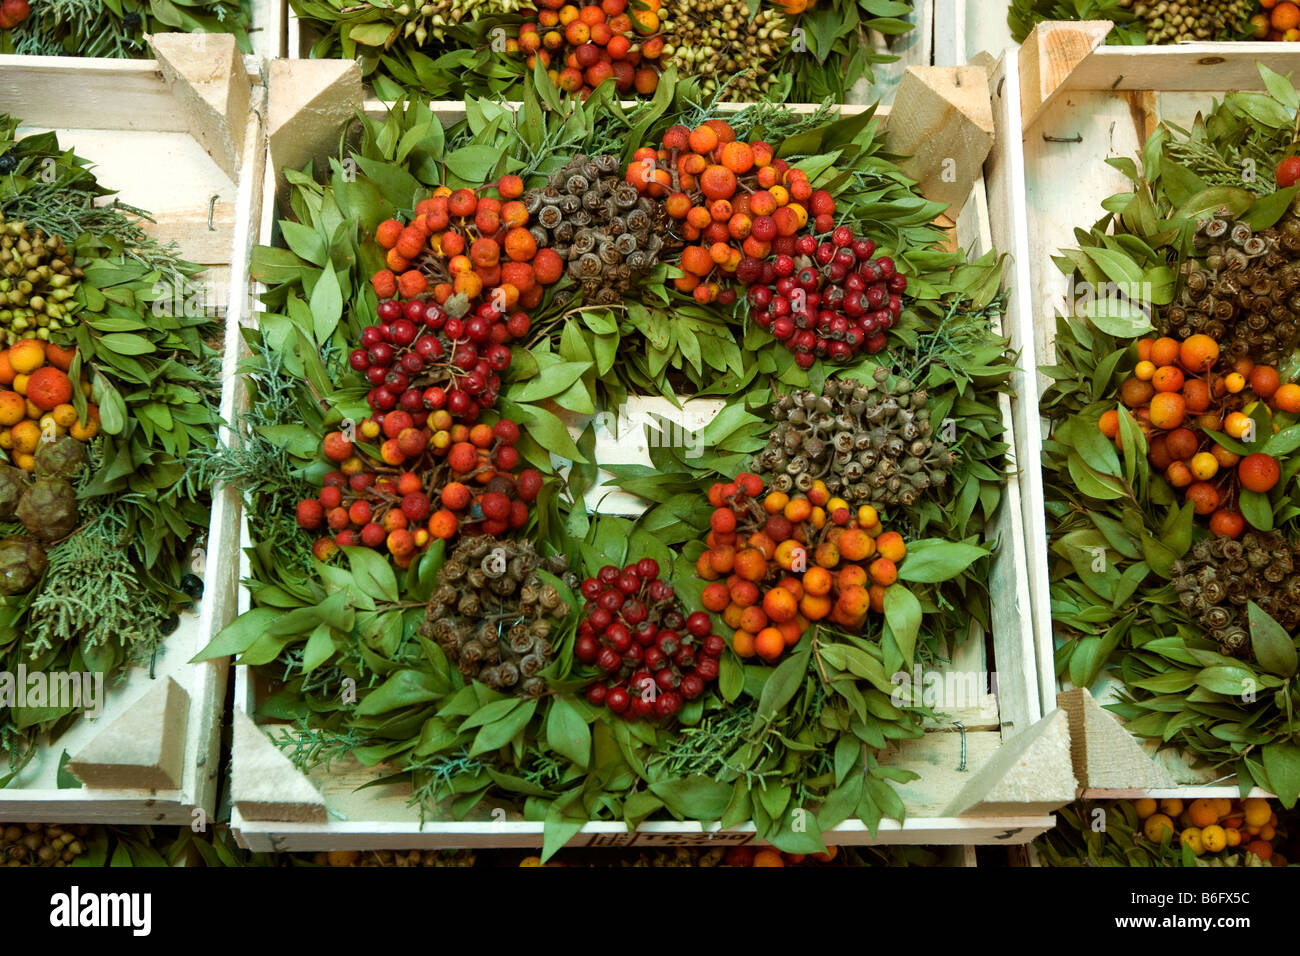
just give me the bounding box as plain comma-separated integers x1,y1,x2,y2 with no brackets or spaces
0,666,104,719
49,887,151,936
889,665,995,709
592,404,705,458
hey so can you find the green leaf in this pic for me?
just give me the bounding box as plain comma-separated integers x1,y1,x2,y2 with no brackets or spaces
544,696,591,770
96,332,156,355
191,607,277,661
1247,601,1298,678
1241,186,1299,231
896,540,986,583
444,145,503,183
509,361,590,402
309,267,343,343
343,547,400,603
1261,742,1300,809
755,641,811,721
883,585,922,667
1082,295,1153,338
1238,489,1274,531
1172,186,1255,223
817,644,892,693
719,651,743,702
1195,664,1258,697
348,22,396,46
649,776,733,822
56,750,83,789
469,699,537,756
1259,64,1300,111
355,669,439,716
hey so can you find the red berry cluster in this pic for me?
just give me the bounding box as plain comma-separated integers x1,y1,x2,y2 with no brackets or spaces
576,559,723,720
353,297,531,420
740,225,906,367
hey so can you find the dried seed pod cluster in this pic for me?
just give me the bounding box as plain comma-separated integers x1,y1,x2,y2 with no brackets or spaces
1171,531,1300,658
419,536,572,697
0,213,83,345
661,0,790,99
0,437,86,595
752,370,956,509
525,154,670,305
1162,210,1300,367
1,823,90,866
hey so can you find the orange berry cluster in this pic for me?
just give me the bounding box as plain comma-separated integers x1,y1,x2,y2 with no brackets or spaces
1101,332,1300,537
0,339,97,470
517,0,664,98
1135,796,1286,864
627,120,829,305
696,473,907,662
1249,0,1300,40
371,176,564,313
298,417,543,567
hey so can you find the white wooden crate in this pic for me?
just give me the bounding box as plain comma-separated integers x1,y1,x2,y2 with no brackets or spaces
934,7,1297,71
229,64,1076,852
284,2,932,107
0,42,265,823
989,22,1297,799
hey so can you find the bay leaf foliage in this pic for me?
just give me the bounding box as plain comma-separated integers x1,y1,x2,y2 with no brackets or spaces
1041,67,1300,805
289,0,915,104
202,79,1016,855
0,115,225,775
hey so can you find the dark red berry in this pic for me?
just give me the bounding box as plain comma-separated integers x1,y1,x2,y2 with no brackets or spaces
685,611,710,638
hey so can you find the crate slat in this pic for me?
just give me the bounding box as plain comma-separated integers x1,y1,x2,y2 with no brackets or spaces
0,50,265,824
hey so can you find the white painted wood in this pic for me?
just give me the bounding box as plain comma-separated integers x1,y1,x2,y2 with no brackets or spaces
0,62,265,823
936,0,1018,67
232,809,1053,853
1063,44,1300,94
253,0,287,63
855,0,935,106
982,52,1056,723
1006,41,1289,797
230,89,1068,848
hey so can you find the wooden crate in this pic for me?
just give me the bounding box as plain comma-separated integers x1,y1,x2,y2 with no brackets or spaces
0,38,266,824
284,1,931,106
228,61,1077,852
987,21,1292,799
932,7,1291,70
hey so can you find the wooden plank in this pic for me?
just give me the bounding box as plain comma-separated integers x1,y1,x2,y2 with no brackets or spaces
883,66,995,216
984,52,1056,721
148,33,252,180
252,0,288,63
854,0,934,106
1017,20,1112,131
1060,44,1293,94
231,804,1053,853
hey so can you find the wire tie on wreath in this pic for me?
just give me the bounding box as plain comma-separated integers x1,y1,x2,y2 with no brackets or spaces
208,194,219,232
1042,133,1083,144
954,721,967,772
